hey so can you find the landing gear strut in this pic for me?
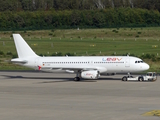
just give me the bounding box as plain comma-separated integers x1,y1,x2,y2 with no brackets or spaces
74,71,81,81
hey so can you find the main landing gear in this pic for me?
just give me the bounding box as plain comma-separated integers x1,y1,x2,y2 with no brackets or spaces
74,77,80,81
74,71,81,81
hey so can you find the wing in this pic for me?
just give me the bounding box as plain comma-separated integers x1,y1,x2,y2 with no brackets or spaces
39,66,107,73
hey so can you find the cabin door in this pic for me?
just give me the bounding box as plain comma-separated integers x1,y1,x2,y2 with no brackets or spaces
125,58,130,67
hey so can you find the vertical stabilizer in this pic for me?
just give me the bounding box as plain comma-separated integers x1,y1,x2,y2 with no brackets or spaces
13,34,38,58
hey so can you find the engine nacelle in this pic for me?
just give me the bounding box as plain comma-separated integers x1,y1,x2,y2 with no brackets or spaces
81,70,100,79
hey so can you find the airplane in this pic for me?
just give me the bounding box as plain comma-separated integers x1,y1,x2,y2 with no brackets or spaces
11,34,150,81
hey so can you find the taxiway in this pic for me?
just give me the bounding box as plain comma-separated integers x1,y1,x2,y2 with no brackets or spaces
0,71,160,120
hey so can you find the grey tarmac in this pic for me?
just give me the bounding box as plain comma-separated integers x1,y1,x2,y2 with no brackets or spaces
0,71,160,120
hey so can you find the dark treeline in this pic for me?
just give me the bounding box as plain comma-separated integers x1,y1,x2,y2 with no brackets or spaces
0,0,160,11
1,0,160,30
0,8,160,30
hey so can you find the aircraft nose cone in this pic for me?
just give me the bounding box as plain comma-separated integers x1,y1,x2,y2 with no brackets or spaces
144,63,150,70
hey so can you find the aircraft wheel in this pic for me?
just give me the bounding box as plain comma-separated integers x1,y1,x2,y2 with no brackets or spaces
74,77,80,81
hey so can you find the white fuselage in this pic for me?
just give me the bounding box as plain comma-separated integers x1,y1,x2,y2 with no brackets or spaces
23,56,149,74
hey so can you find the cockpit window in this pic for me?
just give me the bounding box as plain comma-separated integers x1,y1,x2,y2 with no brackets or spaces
135,61,144,63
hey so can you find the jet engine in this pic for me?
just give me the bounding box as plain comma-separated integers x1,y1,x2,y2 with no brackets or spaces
81,70,100,79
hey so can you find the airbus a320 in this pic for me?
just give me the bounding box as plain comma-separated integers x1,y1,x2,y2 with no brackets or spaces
11,34,149,81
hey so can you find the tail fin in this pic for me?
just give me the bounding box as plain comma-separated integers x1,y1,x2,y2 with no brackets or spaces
13,34,38,58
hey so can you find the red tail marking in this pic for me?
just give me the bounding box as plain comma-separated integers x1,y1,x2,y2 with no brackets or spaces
38,66,41,70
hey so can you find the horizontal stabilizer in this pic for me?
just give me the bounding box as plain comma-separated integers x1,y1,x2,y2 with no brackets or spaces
11,58,28,64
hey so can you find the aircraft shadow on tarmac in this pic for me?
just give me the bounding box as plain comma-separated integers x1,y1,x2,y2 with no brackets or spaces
1,75,121,83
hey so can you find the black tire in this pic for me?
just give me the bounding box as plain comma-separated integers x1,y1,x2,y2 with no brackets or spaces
138,77,144,81
122,77,127,81
74,77,80,81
